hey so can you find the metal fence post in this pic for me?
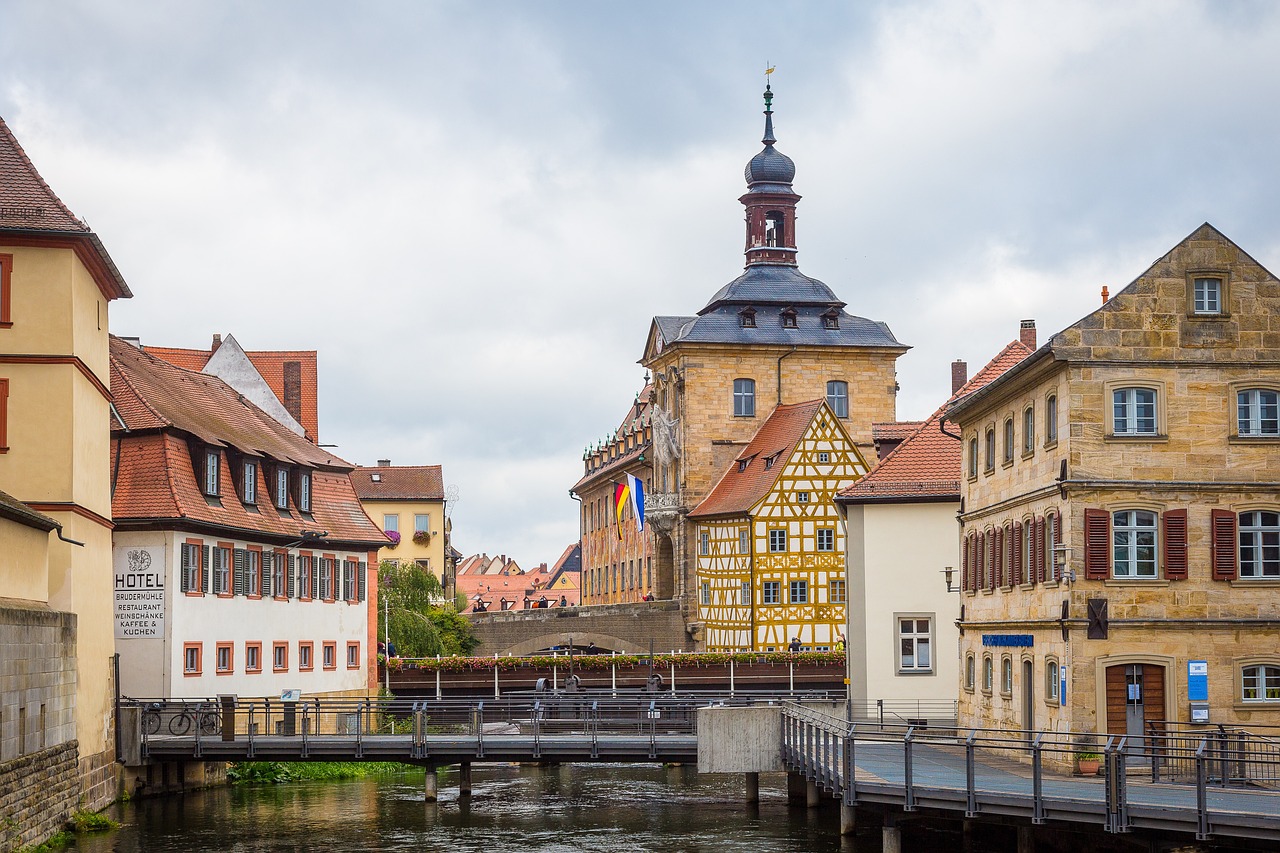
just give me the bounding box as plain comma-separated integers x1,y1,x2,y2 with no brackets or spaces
1031,732,1045,824
903,726,916,812
1196,738,1211,840
965,730,977,816
476,700,485,759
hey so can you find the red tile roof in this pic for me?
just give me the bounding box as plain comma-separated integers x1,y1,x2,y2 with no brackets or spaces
109,337,385,547
143,343,320,441
351,466,445,501
689,400,826,519
872,421,925,441
0,487,59,532
839,340,1033,502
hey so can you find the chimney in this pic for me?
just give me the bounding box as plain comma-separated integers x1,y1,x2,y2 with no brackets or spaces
377,459,391,467
1101,285,1110,305
120,336,142,349
951,360,968,395
211,334,222,352
1020,320,1037,350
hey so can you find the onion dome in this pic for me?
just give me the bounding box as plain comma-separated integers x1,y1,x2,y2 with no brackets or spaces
743,84,795,191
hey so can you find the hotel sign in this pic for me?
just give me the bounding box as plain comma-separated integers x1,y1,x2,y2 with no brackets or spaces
981,634,1034,647
114,547,165,639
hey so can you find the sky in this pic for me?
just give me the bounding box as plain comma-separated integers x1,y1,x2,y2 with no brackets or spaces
6,0,1280,569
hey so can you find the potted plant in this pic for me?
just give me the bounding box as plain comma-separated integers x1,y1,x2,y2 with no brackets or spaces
385,530,401,549
1073,733,1101,775
413,529,431,545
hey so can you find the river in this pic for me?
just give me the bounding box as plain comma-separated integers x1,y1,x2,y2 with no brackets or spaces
69,763,934,852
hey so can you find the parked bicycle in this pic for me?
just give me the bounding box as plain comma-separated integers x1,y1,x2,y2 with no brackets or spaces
140,701,220,736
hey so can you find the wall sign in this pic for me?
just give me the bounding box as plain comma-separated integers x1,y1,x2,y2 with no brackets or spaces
114,546,165,639
1188,660,1209,702
982,634,1034,647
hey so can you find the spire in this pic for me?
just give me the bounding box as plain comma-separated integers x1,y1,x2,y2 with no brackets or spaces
741,80,800,267
762,83,776,147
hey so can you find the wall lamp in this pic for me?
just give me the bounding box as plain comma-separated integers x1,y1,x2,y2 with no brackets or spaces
941,565,960,593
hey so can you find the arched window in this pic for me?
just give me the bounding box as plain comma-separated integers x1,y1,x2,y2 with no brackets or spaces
1001,656,1014,694
1046,394,1058,444
764,211,784,247
1046,660,1060,703
984,428,995,472
733,378,756,417
1023,406,1035,454
826,381,849,418
967,438,979,479
965,654,976,691
1003,418,1015,464
982,656,994,692
1242,664,1280,702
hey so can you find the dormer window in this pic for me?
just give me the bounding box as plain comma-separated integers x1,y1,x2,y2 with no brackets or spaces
822,311,840,330
739,308,756,328
242,460,257,504
275,467,290,509
781,309,798,329
299,470,312,513
738,459,749,472
203,449,220,496
764,211,784,247
371,473,382,482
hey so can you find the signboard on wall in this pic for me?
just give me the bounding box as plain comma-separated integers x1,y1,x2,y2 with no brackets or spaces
114,546,165,639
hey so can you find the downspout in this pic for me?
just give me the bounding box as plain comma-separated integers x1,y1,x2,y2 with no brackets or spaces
568,491,584,600
777,347,798,405
110,402,129,498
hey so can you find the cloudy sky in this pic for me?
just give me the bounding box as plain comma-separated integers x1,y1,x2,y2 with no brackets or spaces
5,1,1280,568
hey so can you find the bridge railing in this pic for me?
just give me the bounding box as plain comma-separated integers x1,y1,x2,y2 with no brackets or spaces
1147,721,1280,788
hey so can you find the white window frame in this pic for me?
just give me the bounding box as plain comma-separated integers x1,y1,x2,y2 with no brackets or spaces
272,553,286,596
896,615,934,674
1193,277,1222,315
383,514,399,534
1046,659,1060,703
1242,663,1280,702
1112,387,1158,436
182,543,201,592
700,581,710,606
243,460,257,504
275,467,290,509
964,654,975,691
1001,656,1013,694
1240,511,1280,578
762,581,780,605
796,491,810,503
829,578,846,604
299,470,312,512
213,546,230,595
246,549,261,596
1238,389,1280,437
699,531,710,556
982,655,993,693
204,449,220,496
738,528,750,554
733,378,756,417
817,528,835,552
740,580,751,605
184,645,201,674
826,380,849,418
1046,394,1058,444
414,513,430,533
1003,417,1015,464
967,438,978,478
1113,509,1158,578
343,559,357,601
1022,406,1035,455
768,528,787,553
789,579,808,604
818,451,830,463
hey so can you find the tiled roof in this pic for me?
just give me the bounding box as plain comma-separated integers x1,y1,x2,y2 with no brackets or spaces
351,466,445,501
571,384,652,493
0,116,131,299
109,337,385,546
0,487,58,532
873,421,925,441
689,400,825,518
839,340,1032,502
143,341,320,441
551,543,582,574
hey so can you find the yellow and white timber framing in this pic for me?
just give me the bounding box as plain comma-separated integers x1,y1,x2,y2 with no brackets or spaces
696,404,868,651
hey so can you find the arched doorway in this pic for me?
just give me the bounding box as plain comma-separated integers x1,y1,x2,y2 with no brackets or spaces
654,535,675,600
1105,662,1166,754
1022,658,1035,742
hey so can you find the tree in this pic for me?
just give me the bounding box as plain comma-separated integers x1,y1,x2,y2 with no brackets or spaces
376,560,478,657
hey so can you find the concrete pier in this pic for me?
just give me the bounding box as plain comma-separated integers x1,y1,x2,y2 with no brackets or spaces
744,772,759,803
882,813,901,853
787,771,807,804
840,804,855,836
459,762,472,797
1017,825,1033,853
806,779,821,809
424,768,438,802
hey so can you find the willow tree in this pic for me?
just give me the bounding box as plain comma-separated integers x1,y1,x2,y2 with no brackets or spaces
376,561,478,657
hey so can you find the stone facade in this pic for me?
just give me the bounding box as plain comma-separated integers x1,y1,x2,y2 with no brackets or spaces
951,224,1280,738
0,741,80,851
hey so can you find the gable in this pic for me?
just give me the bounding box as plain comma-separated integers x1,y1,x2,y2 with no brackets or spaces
753,405,868,515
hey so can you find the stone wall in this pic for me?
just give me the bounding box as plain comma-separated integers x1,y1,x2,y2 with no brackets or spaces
0,741,79,852
469,600,694,656
0,604,76,763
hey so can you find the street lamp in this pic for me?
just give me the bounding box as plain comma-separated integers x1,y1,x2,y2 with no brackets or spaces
941,565,960,593
1053,545,1073,583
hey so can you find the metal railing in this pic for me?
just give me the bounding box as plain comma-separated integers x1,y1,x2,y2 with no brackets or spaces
1147,721,1280,788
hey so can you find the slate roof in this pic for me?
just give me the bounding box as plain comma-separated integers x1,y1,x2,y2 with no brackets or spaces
144,340,320,442
0,487,58,532
109,336,385,546
350,466,445,501
839,339,1033,503
571,384,652,493
0,116,131,298
689,400,826,519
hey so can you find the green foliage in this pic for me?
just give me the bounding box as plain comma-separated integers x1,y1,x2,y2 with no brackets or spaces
21,830,73,852
408,649,846,672
227,761,417,785
70,811,118,833
376,560,478,658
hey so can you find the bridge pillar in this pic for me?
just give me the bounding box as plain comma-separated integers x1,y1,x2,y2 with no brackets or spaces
882,813,901,853
1016,825,1033,853
839,804,855,836
786,771,806,804
806,779,820,809
744,772,758,803
459,762,472,798
424,768,438,802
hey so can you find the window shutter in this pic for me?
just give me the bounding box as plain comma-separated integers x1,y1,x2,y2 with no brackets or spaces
995,528,1005,587
970,535,980,592
201,545,211,593
1033,517,1045,584
358,561,367,602
961,535,970,591
1012,522,1023,586
287,554,296,598
1162,509,1188,580
1084,509,1110,580
1051,512,1063,581
310,558,318,599
234,548,246,595
985,532,996,591
181,545,191,592
1211,509,1238,581
262,552,273,597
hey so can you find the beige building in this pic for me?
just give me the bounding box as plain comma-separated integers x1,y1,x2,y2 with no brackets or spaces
352,462,449,593
950,224,1280,741
0,116,131,825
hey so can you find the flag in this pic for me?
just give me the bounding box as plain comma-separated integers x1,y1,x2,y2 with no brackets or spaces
613,481,628,539
613,475,647,538
627,472,645,533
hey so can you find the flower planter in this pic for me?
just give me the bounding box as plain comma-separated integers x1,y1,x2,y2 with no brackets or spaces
1076,757,1101,775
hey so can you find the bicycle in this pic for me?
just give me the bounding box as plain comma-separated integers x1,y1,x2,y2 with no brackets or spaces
168,702,220,736
141,702,163,735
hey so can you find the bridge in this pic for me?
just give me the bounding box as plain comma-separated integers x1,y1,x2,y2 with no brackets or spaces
466,600,694,656
119,695,1280,847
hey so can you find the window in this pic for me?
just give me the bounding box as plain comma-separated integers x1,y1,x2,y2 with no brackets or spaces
343,559,357,601
242,460,257,504
1239,511,1280,578
216,643,233,674
1001,657,1013,694
739,528,750,553
275,467,290,509
1046,660,1060,703
830,579,846,603
383,514,399,534
273,642,288,672
982,656,993,692
818,451,830,463
733,378,756,417
0,253,11,327
769,529,787,552
762,581,780,604
183,643,202,676
1113,510,1158,578
181,543,202,593
1113,388,1157,436
414,514,430,533
984,428,995,472
826,381,849,418
1046,394,1058,444
898,617,932,672
322,642,336,670
967,438,978,479
1238,389,1280,436
1022,406,1035,455
964,654,976,691
245,642,262,673
739,308,756,328
347,642,361,669
0,378,8,452
1003,418,1014,464
246,549,261,596
781,309,797,329
765,211,784,246
699,531,709,556
299,556,313,600
299,470,312,513
204,449,220,496
273,554,286,597
299,642,313,672
822,311,839,330
789,580,808,604
212,547,230,595
796,491,810,503
741,581,751,605
700,581,710,606
1242,664,1280,702
1193,277,1222,315
817,528,834,552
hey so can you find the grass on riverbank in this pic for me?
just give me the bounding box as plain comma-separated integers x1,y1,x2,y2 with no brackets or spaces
227,761,419,785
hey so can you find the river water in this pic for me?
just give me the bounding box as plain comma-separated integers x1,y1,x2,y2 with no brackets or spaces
69,764,931,852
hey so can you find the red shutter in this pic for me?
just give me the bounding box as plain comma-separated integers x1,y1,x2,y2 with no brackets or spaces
1163,509,1188,580
1051,511,1063,581
1084,509,1110,580
980,532,989,591
1211,509,1238,581
994,528,1004,588
1033,517,1045,584
961,534,970,591
1012,522,1024,586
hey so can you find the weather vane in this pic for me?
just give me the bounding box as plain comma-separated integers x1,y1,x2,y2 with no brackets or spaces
765,62,775,81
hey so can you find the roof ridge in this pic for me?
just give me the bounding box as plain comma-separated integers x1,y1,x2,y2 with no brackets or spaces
0,116,88,232
110,345,171,428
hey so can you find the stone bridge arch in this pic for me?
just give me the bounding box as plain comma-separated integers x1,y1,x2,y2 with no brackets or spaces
502,632,643,657
470,601,694,657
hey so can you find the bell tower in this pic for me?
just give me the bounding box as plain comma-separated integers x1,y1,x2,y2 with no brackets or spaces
741,84,801,267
